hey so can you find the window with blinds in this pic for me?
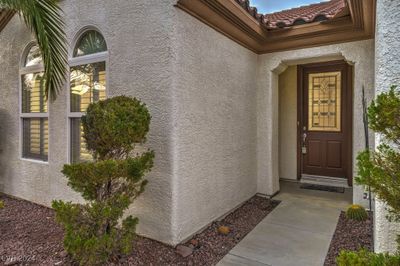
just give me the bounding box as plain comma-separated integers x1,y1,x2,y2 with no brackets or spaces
70,62,106,112
70,118,92,162
20,45,48,162
69,30,107,163
22,118,48,160
22,72,47,113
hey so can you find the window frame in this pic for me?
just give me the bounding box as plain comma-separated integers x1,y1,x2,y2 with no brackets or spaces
67,28,109,163
19,42,50,164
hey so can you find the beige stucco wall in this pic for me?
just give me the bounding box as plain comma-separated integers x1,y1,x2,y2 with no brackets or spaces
170,9,259,243
278,66,298,180
0,0,177,244
374,0,400,254
0,0,259,246
0,0,378,247
257,40,375,206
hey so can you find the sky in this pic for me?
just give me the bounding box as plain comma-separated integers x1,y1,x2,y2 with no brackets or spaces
249,0,329,14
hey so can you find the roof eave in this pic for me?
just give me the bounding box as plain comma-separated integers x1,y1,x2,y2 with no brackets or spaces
176,0,376,54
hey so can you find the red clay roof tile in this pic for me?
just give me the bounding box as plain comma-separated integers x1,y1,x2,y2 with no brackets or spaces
235,0,347,29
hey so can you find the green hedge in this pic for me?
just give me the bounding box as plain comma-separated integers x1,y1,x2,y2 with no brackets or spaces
337,249,400,266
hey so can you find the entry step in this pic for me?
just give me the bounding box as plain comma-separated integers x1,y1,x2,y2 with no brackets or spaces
301,174,350,188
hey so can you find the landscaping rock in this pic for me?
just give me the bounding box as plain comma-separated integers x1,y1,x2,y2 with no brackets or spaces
176,245,193,257
189,239,199,248
218,225,230,235
324,211,373,266
0,194,279,265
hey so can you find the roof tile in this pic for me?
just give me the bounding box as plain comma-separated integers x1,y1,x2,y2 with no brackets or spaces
235,0,347,29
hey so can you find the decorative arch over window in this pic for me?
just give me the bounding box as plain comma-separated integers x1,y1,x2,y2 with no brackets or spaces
20,43,48,161
69,29,108,162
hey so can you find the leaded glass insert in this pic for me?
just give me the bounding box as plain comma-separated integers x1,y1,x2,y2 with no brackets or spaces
308,71,341,132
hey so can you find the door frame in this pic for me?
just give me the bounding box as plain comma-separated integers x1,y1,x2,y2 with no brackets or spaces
296,60,353,186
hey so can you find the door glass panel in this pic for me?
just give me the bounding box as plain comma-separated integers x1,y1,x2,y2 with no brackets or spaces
308,71,341,132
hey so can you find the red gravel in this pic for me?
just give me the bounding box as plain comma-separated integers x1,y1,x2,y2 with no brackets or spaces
0,194,279,265
0,195,65,266
324,211,373,266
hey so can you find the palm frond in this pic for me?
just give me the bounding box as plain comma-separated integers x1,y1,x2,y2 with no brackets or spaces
0,0,67,101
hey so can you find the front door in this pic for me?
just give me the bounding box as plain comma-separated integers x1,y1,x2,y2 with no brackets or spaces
299,61,352,185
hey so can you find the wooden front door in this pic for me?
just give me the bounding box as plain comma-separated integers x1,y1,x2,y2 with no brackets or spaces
298,61,352,185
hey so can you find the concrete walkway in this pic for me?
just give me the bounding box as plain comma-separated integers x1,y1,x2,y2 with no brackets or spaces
218,181,352,266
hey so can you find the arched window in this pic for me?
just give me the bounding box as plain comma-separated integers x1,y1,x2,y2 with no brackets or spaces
20,44,48,161
69,29,108,162
73,30,107,57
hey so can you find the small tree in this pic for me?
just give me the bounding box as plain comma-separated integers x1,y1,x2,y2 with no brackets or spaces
52,96,154,265
356,86,400,224
337,86,400,265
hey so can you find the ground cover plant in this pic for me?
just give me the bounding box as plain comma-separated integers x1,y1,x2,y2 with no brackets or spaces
52,96,154,265
337,86,400,265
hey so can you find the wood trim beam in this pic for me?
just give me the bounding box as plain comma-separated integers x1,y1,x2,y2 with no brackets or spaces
175,0,264,52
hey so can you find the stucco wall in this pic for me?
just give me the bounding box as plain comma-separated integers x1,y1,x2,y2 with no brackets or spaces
278,66,298,180
257,40,375,205
0,0,259,246
0,0,377,247
374,0,400,253
0,0,177,244
170,9,259,243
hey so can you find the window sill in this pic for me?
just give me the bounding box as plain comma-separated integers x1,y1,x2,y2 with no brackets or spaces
19,158,49,165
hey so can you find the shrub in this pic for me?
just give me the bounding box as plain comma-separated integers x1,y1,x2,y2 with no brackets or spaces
356,86,400,222
336,86,400,264
52,96,154,265
82,96,151,160
346,204,368,221
0,200,4,209
356,86,400,250
337,249,400,266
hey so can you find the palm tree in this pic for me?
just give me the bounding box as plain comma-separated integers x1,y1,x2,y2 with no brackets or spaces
0,0,67,101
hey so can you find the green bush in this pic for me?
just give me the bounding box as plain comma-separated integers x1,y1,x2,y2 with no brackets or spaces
336,86,400,264
337,249,400,266
356,86,400,223
356,86,400,250
0,200,4,209
82,96,151,160
52,96,154,265
346,204,368,221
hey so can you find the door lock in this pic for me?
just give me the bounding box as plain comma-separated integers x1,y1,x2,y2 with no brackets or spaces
302,132,307,154
302,132,307,143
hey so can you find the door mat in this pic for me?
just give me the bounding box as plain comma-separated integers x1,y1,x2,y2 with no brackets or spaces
300,184,345,193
